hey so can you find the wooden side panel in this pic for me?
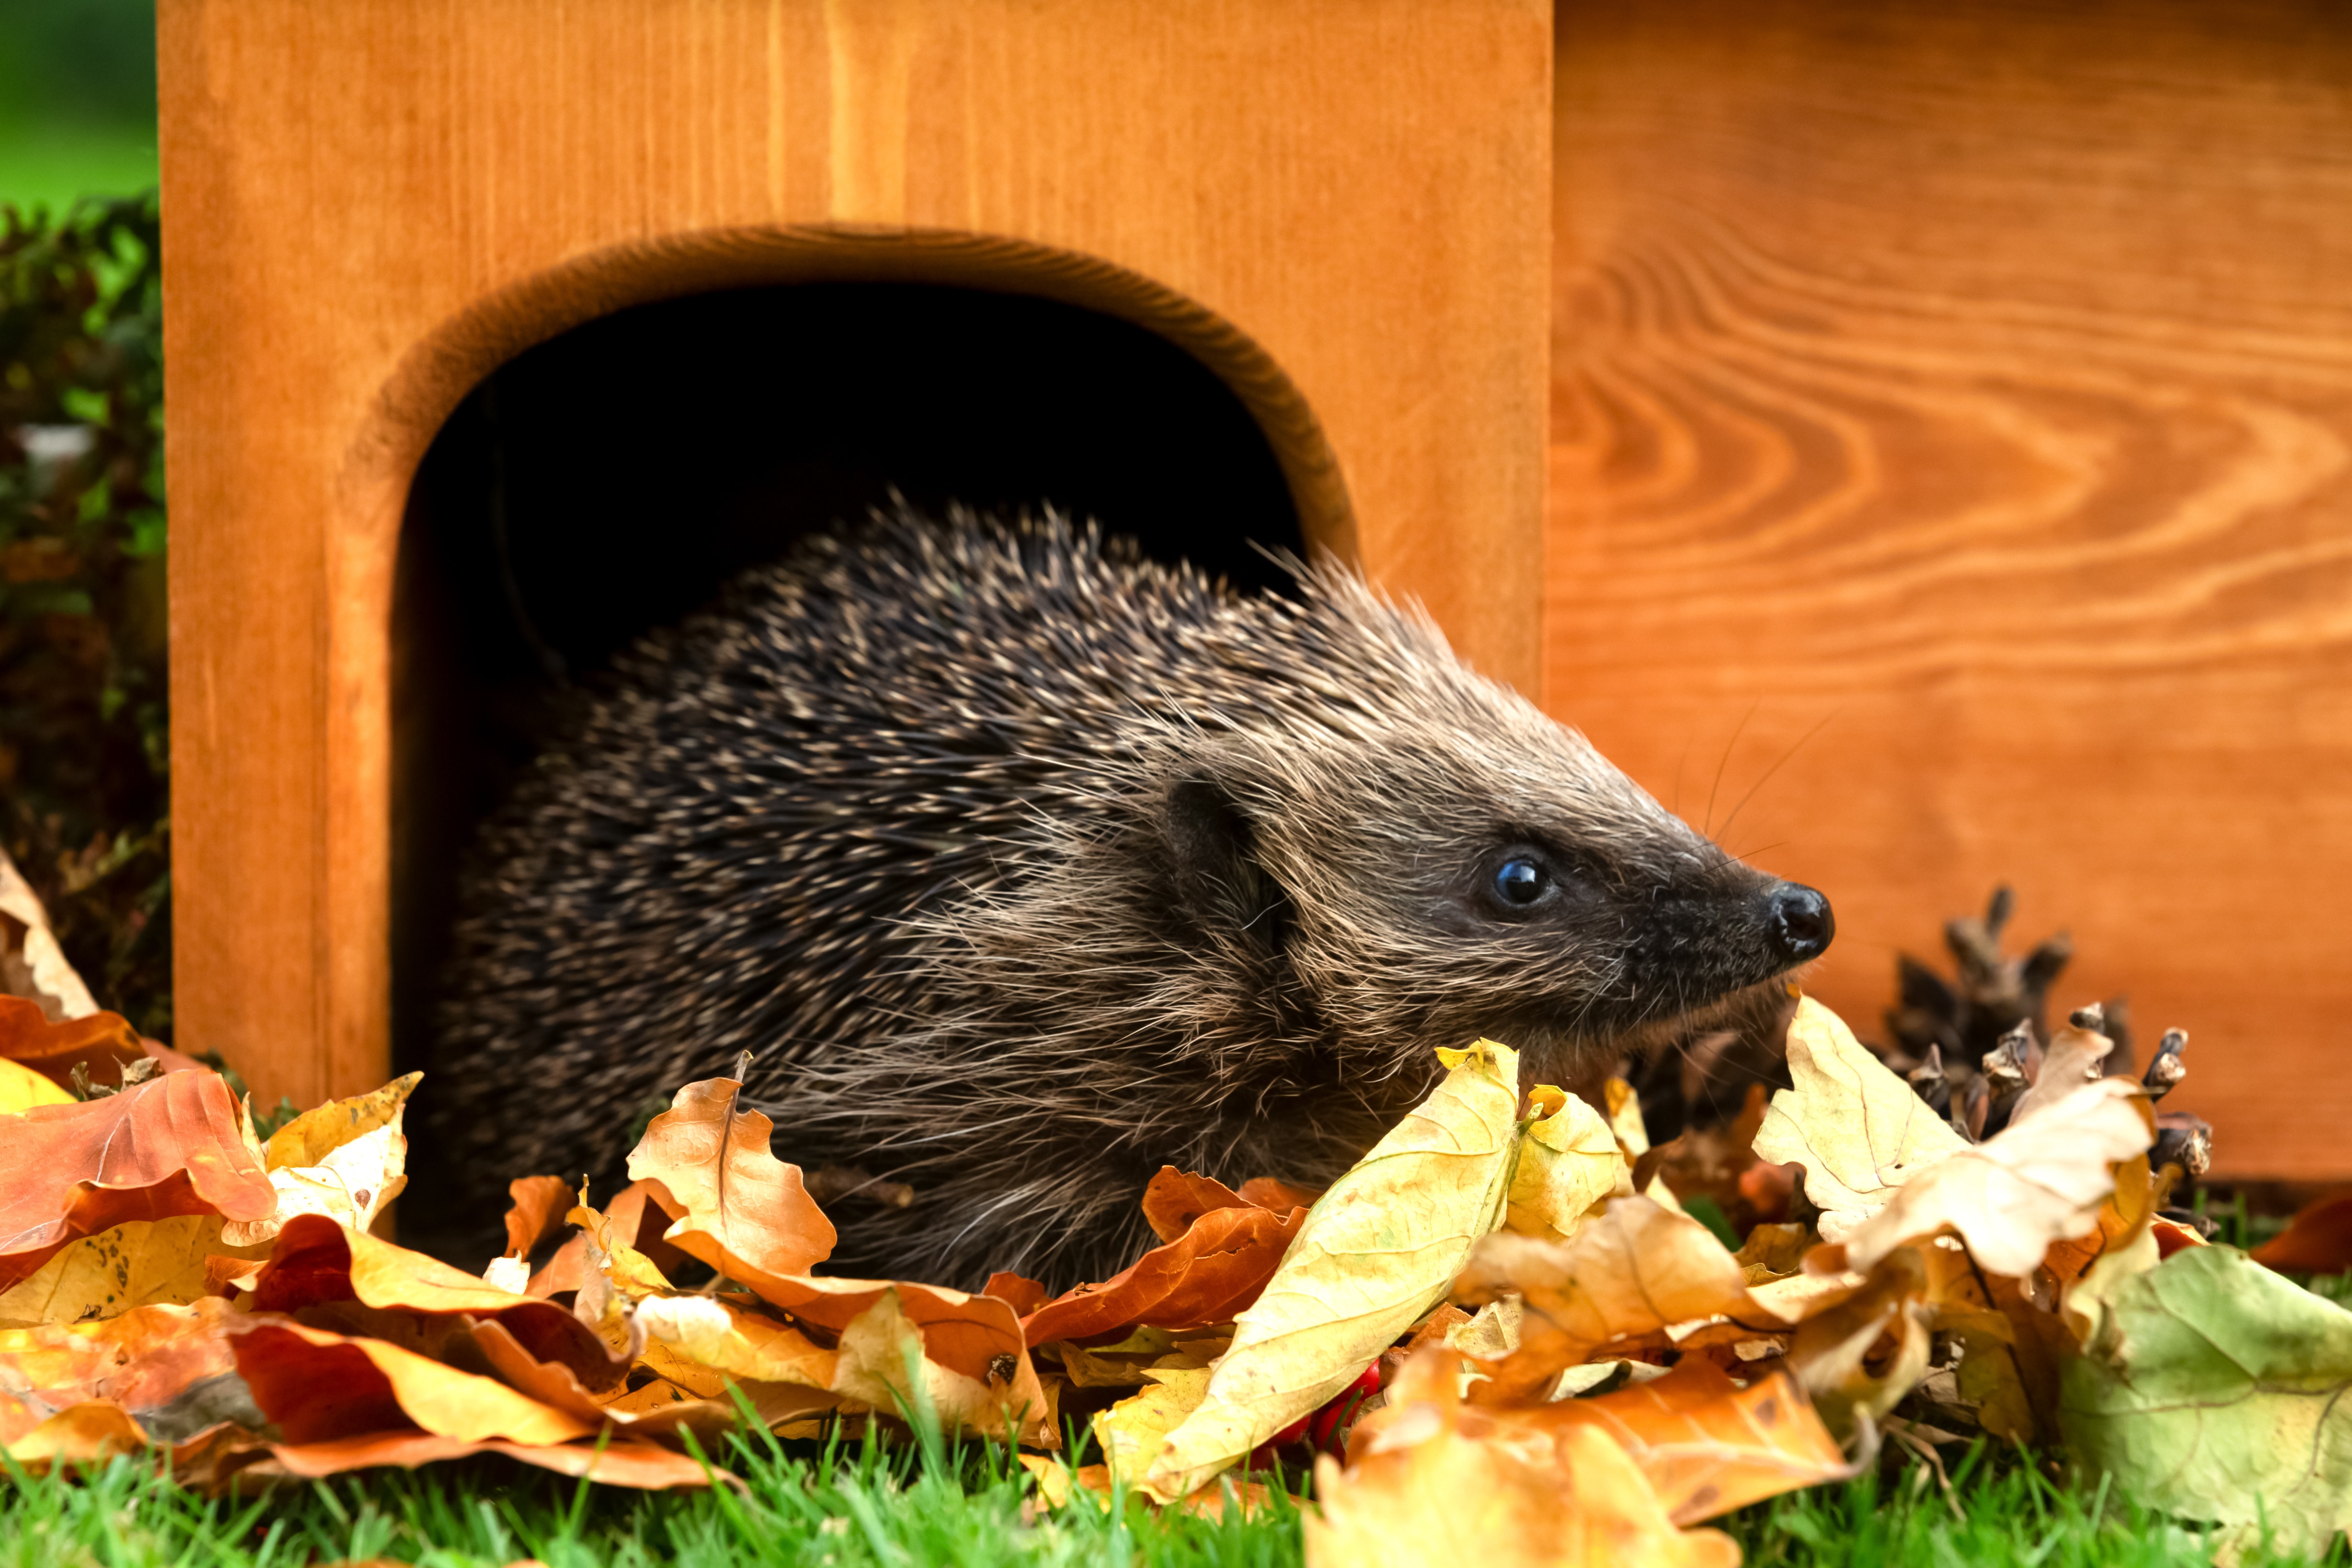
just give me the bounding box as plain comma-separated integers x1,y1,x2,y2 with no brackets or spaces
1547,0,2352,1177
157,0,1551,1105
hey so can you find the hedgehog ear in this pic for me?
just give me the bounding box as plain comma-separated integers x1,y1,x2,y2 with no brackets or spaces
1161,773,1289,951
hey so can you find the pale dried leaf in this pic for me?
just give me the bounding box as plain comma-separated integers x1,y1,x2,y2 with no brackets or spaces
1839,1079,2153,1277
1752,997,1967,1242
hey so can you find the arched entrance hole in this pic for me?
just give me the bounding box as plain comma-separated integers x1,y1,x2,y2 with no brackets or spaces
391,281,1308,1080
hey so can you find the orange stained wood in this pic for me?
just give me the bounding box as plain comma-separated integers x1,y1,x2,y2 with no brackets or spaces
1545,0,2352,1178
157,1,1552,1107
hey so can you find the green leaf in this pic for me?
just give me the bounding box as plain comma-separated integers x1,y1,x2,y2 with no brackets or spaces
2062,1241,2352,1559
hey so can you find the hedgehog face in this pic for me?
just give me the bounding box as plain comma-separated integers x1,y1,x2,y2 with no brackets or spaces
1158,681,1833,1094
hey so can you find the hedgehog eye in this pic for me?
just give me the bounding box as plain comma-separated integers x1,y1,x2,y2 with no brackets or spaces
1493,857,1549,907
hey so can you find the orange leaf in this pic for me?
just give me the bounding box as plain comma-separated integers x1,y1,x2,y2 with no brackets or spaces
1141,1169,1254,1244
0,997,146,1089
1307,1348,1739,1568
529,1178,690,1297
242,1430,723,1489
753,1275,1031,1383
2251,1194,2352,1275
626,1068,836,1296
503,1176,576,1260
0,1297,244,1444
1022,1174,1307,1344
0,1400,149,1470
0,1071,274,1291
1453,1358,1852,1524
226,1316,593,1445
983,1271,1051,1316
1238,1176,1324,1213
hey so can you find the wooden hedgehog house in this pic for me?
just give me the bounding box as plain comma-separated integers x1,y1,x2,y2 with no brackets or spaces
160,1,2352,1187
154,2,1552,1111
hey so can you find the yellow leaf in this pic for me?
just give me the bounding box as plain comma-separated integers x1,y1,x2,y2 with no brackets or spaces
0,1401,149,1471
832,1286,1043,1442
261,1073,419,1171
1306,1349,1738,1568
1019,1452,1075,1508
0,1058,69,1115
227,1075,421,1247
1505,1086,1628,1241
1751,997,1966,1242
633,1293,838,1389
1602,1077,1650,1159
1143,1038,1524,1498
1094,1366,1213,1503
1838,1079,2154,1278
0,1216,249,1328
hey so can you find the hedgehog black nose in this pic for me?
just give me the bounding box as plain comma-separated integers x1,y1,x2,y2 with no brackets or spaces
1767,883,1834,962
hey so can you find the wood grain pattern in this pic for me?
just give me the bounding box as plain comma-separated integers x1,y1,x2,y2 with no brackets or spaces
157,0,1550,1106
1546,0,2352,1178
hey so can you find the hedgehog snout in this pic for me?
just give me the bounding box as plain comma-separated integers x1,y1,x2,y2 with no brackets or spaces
1764,882,1835,963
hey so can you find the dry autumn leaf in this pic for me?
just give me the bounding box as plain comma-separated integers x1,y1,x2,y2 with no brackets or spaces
1093,1365,1213,1501
226,1315,593,1446
1365,1355,1852,1524
2008,1014,2115,1126
0,1399,151,1471
1145,1038,1524,1498
1021,1169,1306,1343
2251,1194,2352,1276
1751,997,1966,1243
1504,1085,1628,1241
0,1057,69,1115
633,1293,838,1390
0,1069,274,1291
0,1213,255,1327
0,1297,252,1449
2064,1241,2352,1560
1836,1079,2155,1277
243,1214,622,1388
831,1286,1052,1442
1306,1348,1739,1568
626,1060,837,1296
241,1429,720,1490
1453,1198,1803,1397
504,1175,576,1261
223,1073,421,1246
0,996,177,1093
529,1179,689,1299
0,846,98,1021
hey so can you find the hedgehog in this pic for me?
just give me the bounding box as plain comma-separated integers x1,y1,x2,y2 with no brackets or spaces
428,507,1833,1288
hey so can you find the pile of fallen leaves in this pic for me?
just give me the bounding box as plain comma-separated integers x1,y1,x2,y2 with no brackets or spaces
7,900,2352,1564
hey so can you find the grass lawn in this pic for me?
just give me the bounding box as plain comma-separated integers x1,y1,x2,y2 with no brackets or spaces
7,1428,2347,1568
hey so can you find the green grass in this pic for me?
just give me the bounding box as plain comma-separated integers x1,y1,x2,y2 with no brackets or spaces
0,1421,1306,1568
9,1433,2351,1568
0,123,157,221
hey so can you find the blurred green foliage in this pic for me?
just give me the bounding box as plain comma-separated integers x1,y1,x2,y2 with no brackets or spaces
0,192,170,1037
0,0,158,216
